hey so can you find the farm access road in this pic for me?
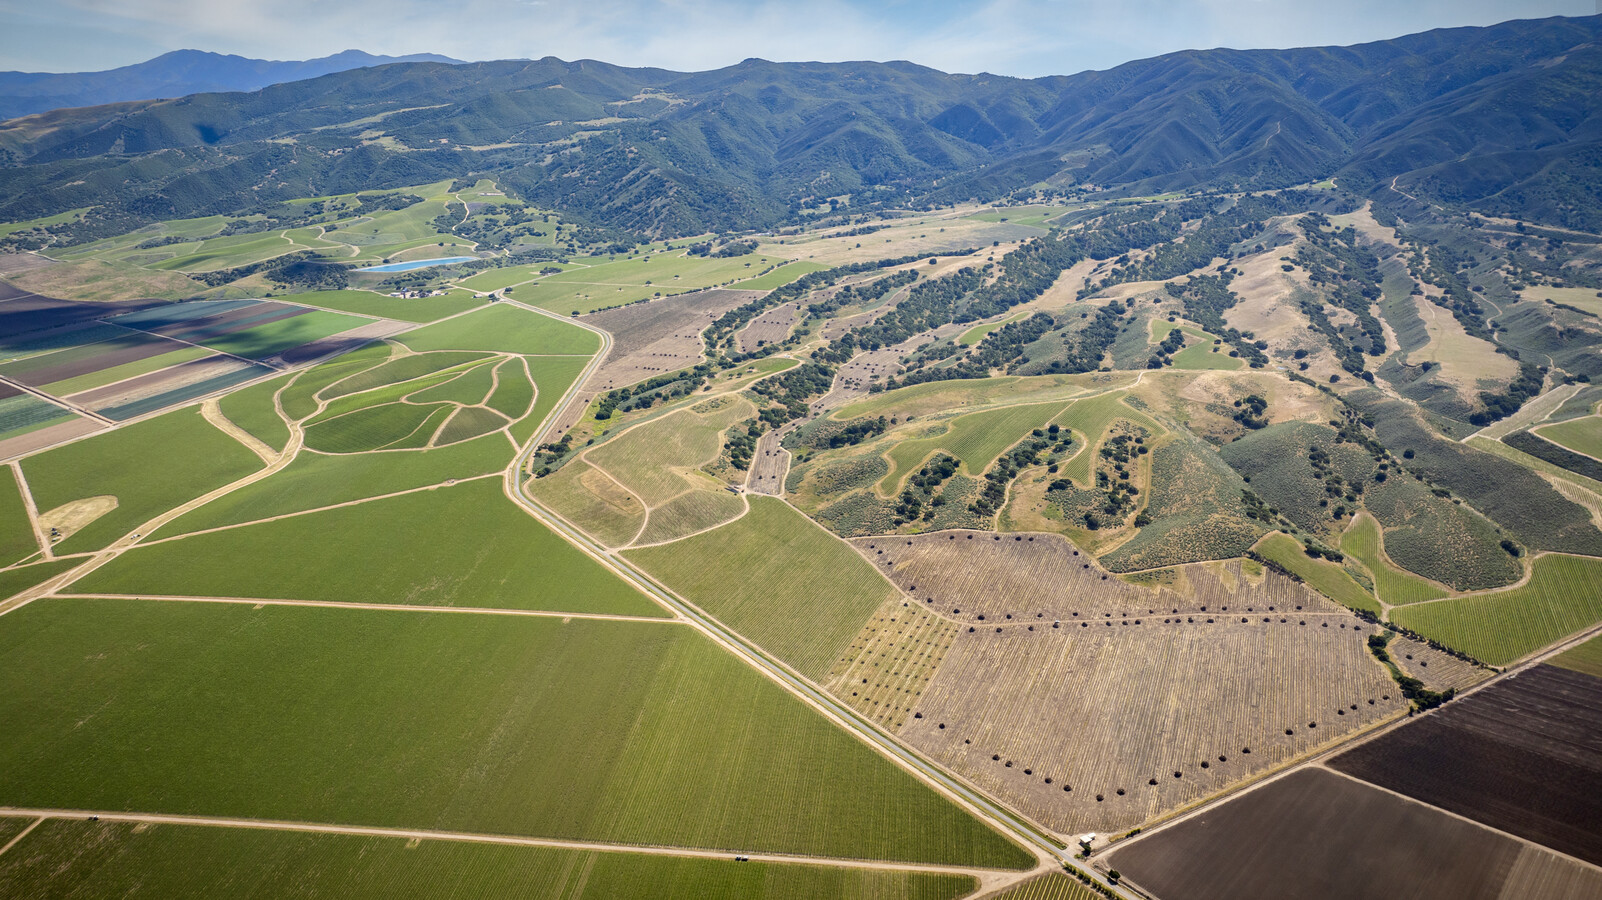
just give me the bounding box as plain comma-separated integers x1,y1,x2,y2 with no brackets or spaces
504,303,1132,898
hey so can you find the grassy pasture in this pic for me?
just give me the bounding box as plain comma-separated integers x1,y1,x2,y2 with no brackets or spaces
730,259,831,290
201,310,367,360
456,263,575,294
286,289,486,323
0,469,39,566
509,254,790,316
882,401,1067,493
626,497,898,680
160,433,512,536
958,311,1028,347
75,479,661,616
1341,513,1447,605
21,408,263,552
0,819,977,900
835,372,1111,423
1535,417,1602,460
0,599,1028,867
586,398,751,506
531,459,648,547
398,304,601,356
217,373,293,452
1391,554,1602,666
1253,533,1380,615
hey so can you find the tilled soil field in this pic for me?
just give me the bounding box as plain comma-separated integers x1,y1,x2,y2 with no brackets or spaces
1329,663,1602,866
1107,767,1602,900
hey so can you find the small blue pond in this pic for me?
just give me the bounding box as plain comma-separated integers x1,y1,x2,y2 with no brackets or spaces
354,256,476,273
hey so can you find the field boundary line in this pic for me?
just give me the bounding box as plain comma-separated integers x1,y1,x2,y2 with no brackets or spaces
131,472,505,547
0,373,112,425
0,808,1018,881
0,816,42,858
9,462,48,561
200,398,275,464
49,593,681,623
623,491,751,550
1316,766,1602,875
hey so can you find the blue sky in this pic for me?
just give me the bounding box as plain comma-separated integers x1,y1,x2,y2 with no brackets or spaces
1,0,1595,75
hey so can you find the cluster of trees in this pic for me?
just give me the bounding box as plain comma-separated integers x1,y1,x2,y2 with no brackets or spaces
896,453,959,524
749,361,834,426
1146,325,1187,369
1473,361,1544,425
1232,394,1269,430
1295,215,1387,358
724,419,762,470
1036,301,1128,375
821,416,888,449
973,433,1055,520
189,250,347,289
594,363,715,419
891,312,1055,388
687,239,755,257
1162,275,1268,367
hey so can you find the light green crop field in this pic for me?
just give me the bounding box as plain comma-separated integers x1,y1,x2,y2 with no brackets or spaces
158,434,512,537
0,559,80,603
1253,533,1381,615
1341,513,1447,605
201,310,367,359
958,311,1029,346
304,401,450,452
398,304,601,355
1535,416,1602,460
882,401,1067,493
511,254,790,316
217,373,293,452
456,263,576,294
0,469,39,566
626,497,898,679
834,373,1107,423
286,289,486,323
512,355,592,445
1163,324,1243,371
1055,392,1162,485
587,399,752,506
1550,632,1602,679
436,406,510,444
635,487,746,546
76,479,661,615
147,232,308,273
0,819,977,900
21,407,264,552
40,346,211,398
730,260,830,291
487,357,535,419
321,351,489,402
1390,554,1602,666
278,343,394,421
532,459,648,547
407,360,495,405
0,599,1029,867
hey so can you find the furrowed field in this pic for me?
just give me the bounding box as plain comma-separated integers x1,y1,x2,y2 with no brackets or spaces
0,599,1031,869
0,819,978,900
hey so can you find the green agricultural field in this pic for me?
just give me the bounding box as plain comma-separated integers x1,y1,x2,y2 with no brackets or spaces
1253,533,1381,615
202,310,367,359
626,497,898,679
834,373,1106,423
532,459,648,547
379,406,456,449
1550,632,1602,679
587,399,751,506
0,559,80,603
286,289,486,323
147,232,305,272
39,346,211,397
398,304,601,356
1391,554,1602,666
218,373,293,452
76,479,661,616
511,355,591,445
1362,474,1521,592
0,819,977,900
21,407,264,552
487,357,535,419
509,254,793,316
985,872,1104,900
730,260,831,290
435,406,510,444
303,401,450,452
0,470,39,566
407,360,496,405
278,343,394,420
322,351,489,401
1169,336,1243,370
883,401,1067,493
1341,513,1447,605
1535,416,1602,460
635,488,746,546
0,599,1030,868
958,311,1029,346
158,432,513,537
1055,392,1162,485
0,395,76,442
456,263,575,294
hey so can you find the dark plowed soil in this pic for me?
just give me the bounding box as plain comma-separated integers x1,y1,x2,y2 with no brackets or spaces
0,331,183,387
0,290,161,342
1109,768,1524,900
1330,664,1602,866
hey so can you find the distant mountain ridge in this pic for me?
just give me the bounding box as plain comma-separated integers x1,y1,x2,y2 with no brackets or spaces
0,16,1598,237
0,49,465,120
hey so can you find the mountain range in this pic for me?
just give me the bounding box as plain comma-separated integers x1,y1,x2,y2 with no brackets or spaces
0,15,1598,237
0,49,463,121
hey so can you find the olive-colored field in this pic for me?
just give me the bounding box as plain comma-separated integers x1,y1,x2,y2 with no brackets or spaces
626,497,899,680
985,873,1103,900
288,289,487,323
882,401,1067,493
512,355,592,445
0,599,1030,868
533,459,649,546
398,304,601,356
585,397,752,507
20,407,264,552
1390,554,1602,666
0,819,977,900
507,254,792,316
1341,513,1448,605
834,373,1112,424
1054,392,1161,486
1108,767,1600,900
0,468,38,566
1536,416,1602,460
75,479,664,616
